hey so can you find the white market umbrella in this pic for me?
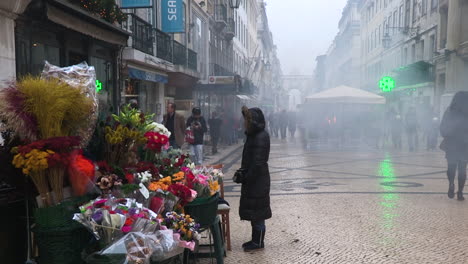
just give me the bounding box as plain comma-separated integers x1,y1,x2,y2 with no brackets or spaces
305,85,386,104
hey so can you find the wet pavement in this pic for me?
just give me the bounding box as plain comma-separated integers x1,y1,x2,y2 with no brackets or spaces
200,138,468,263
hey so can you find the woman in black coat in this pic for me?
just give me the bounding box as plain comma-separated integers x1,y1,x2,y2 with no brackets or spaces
236,106,271,252
440,91,468,200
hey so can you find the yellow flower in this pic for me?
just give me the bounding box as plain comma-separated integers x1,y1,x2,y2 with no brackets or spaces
209,180,219,195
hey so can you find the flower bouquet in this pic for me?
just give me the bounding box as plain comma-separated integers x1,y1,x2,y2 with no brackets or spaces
0,73,95,207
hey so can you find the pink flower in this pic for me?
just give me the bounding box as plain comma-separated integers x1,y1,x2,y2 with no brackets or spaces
196,174,208,185
122,226,132,233
188,189,197,202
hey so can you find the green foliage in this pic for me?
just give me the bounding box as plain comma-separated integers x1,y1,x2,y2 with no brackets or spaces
112,105,155,133
70,0,128,24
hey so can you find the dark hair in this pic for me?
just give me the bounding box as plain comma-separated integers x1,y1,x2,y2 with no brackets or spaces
192,107,201,115
168,103,176,110
450,91,468,115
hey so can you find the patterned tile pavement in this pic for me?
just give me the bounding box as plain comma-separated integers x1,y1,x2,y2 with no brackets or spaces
198,138,468,264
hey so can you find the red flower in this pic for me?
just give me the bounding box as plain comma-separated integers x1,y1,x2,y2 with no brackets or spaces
125,218,134,226
97,161,112,173
125,173,135,184
168,184,193,206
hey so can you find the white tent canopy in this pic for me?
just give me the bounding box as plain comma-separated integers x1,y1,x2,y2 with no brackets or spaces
305,85,386,104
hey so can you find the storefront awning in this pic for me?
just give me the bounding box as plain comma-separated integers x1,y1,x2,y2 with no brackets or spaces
129,67,168,83
46,0,129,46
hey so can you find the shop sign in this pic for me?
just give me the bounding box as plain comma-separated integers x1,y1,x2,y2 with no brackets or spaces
161,0,185,33
121,0,152,8
208,76,235,84
129,68,168,84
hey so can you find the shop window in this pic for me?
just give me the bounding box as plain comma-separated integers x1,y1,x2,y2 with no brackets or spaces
89,57,113,93
31,43,60,75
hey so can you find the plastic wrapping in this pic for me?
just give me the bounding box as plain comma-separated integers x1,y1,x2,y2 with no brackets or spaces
96,230,180,264
41,61,98,146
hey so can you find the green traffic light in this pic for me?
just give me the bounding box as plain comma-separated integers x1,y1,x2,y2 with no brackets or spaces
379,76,395,92
96,80,103,92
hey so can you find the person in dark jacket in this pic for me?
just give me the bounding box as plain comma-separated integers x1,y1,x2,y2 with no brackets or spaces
405,108,419,152
440,91,468,200
288,112,297,138
238,106,272,252
186,107,207,165
208,112,222,154
278,109,288,139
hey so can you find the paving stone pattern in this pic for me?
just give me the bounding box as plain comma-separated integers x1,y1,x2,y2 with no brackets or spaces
197,138,468,264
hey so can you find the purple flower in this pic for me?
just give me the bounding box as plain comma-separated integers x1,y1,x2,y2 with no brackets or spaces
92,211,103,223
128,207,137,216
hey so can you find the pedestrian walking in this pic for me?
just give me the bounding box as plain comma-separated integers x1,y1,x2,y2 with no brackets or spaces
288,112,297,138
186,107,207,165
162,103,185,149
405,108,418,152
427,114,440,151
278,109,288,139
391,114,403,150
268,112,278,138
234,106,271,252
208,112,222,154
440,92,468,200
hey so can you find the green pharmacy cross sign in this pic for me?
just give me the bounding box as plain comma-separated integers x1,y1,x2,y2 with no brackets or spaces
379,76,395,92
96,80,103,93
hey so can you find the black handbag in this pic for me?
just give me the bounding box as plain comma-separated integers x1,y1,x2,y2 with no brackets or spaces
232,168,247,184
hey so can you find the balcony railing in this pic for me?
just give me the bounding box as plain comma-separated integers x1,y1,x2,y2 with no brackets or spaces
122,13,153,55
121,15,197,71
173,40,187,66
188,49,197,71
155,28,173,62
224,18,235,40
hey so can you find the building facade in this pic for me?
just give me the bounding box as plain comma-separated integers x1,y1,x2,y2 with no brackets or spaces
323,0,361,90
435,0,468,113
120,1,203,121
358,0,439,115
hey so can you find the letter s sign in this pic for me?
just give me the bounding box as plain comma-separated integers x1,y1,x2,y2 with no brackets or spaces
162,0,184,33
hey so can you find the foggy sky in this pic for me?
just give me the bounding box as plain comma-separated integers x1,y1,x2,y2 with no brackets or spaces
266,0,348,75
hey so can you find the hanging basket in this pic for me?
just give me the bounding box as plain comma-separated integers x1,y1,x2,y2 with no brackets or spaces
184,193,219,228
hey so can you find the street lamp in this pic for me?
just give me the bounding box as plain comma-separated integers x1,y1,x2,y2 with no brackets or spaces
229,0,241,9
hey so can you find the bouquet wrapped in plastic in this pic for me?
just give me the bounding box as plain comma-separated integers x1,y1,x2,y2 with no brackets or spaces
41,61,98,146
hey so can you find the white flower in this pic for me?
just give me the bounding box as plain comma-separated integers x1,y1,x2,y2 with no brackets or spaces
188,163,196,170
149,122,171,138
137,171,152,183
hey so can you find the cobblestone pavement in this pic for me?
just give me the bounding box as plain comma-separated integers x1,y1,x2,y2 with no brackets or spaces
197,138,468,264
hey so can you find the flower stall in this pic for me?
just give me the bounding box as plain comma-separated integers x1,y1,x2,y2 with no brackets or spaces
0,62,223,264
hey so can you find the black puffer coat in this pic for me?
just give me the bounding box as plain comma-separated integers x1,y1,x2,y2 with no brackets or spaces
440,92,468,162
239,107,272,221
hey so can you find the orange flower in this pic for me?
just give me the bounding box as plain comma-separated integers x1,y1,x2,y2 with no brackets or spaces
172,171,185,182
148,181,169,192
161,176,172,185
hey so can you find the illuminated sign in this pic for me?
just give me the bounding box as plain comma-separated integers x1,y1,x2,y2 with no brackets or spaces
96,80,103,92
379,76,395,92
